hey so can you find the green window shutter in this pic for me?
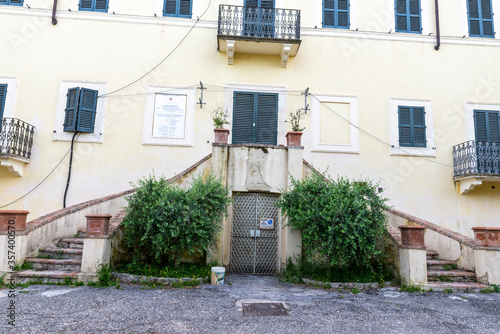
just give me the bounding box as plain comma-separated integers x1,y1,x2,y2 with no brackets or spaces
76,88,98,133
412,107,426,147
245,0,259,7
337,0,349,28
233,92,256,144
480,0,494,36
256,94,278,145
64,88,80,132
164,0,177,15
179,0,191,17
0,84,6,119
80,0,93,10
488,111,500,142
398,107,412,146
94,0,108,12
468,0,494,37
474,110,488,142
260,0,274,8
475,110,500,142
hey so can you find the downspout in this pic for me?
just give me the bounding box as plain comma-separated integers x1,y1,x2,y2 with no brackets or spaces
434,0,440,50
52,0,58,25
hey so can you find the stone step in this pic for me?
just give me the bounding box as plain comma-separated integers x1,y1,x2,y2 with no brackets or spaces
427,270,477,282
56,238,84,249
77,229,86,238
38,247,83,260
12,270,79,284
426,282,488,293
427,260,457,271
426,250,439,260
24,258,82,272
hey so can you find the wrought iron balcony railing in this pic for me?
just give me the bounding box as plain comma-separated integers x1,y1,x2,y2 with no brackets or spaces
0,118,35,160
218,5,301,40
453,140,500,177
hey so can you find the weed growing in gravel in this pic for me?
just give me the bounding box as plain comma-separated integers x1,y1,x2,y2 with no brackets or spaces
171,280,200,289
443,289,453,294
351,288,361,294
480,285,500,294
400,283,424,293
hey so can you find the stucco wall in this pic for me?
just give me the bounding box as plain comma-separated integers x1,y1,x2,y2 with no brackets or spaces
1,1,500,239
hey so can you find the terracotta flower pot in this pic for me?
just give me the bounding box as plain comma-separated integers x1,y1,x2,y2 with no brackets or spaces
286,131,302,147
214,128,230,144
399,225,426,247
486,228,500,247
85,214,112,236
472,227,489,247
0,210,29,232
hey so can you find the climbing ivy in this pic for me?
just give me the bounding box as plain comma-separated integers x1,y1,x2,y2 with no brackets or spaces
278,172,389,273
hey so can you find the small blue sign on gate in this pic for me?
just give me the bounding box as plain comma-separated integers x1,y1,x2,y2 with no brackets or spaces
260,217,274,230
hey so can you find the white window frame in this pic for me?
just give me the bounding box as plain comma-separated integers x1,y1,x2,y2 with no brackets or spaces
223,83,287,146
52,80,108,143
389,98,435,157
311,94,359,154
142,86,195,147
464,102,500,141
0,77,18,118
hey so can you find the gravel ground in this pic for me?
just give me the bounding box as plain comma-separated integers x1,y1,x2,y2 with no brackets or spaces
1,275,500,333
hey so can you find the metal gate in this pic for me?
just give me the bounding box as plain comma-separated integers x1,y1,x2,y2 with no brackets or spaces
230,193,279,274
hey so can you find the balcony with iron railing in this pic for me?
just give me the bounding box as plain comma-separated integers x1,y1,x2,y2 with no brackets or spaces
217,4,301,67
0,118,35,177
453,140,500,194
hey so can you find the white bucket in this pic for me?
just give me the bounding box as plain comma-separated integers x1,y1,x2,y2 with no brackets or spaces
211,267,225,285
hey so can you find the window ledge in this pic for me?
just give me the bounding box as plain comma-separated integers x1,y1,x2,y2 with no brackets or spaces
390,146,436,157
0,156,30,177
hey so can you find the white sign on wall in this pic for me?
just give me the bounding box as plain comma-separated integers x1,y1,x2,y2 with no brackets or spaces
152,94,187,138
260,218,274,230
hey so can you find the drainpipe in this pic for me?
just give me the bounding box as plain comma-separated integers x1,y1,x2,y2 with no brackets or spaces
434,0,440,50
52,0,58,25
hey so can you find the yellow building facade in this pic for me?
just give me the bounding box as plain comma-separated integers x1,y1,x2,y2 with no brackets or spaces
1,0,500,242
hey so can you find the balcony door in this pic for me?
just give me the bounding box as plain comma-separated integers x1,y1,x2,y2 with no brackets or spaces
0,84,6,132
244,0,275,38
474,110,500,173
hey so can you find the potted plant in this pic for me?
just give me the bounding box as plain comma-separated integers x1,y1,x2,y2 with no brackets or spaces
286,108,305,147
210,104,230,144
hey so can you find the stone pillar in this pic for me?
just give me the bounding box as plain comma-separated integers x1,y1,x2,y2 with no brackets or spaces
209,144,229,266
80,237,112,281
282,147,303,268
0,211,30,281
473,227,500,284
398,225,427,285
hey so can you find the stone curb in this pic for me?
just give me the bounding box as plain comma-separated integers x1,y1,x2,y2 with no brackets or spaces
112,272,208,285
303,278,389,290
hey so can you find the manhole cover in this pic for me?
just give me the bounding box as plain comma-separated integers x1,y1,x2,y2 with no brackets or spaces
242,303,288,316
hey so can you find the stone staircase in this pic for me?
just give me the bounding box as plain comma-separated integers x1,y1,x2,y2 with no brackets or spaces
13,235,85,284
425,249,487,292
12,212,125,284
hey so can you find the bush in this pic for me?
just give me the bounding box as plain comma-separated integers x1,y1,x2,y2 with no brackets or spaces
278,172,389,274
122,173,230,267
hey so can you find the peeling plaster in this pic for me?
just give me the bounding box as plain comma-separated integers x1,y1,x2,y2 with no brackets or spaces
246,148,271,192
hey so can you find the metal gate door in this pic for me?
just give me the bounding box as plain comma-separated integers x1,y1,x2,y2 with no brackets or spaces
230,193,279,274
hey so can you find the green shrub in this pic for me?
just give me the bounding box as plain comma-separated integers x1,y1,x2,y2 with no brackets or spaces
122,173,230,266
278,172,389,274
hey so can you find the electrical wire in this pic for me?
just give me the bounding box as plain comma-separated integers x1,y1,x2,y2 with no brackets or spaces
309,93,453,168
0,146,74,208
98,0,212,98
